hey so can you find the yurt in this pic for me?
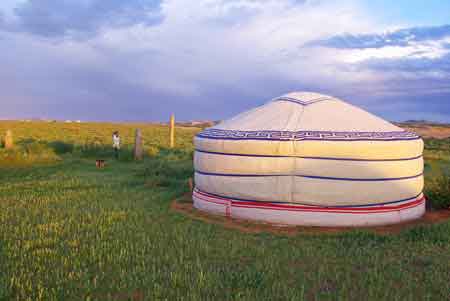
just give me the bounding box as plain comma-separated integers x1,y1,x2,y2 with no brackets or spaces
193,92,425,227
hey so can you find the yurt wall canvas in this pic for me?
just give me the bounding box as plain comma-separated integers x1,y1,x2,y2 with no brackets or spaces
193,92,425,227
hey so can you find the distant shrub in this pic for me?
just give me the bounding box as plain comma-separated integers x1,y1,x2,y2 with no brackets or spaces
424,138,450,151
117,148,134,162
48,141,74,154
142,149,193,192
78,142,114,159
158,147,193,162
77,142,134,162
147,146,160,157
0,141,60,167
425,172,450,209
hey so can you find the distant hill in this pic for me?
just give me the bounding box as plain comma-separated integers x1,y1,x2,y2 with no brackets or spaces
403,119,429,124
175,120,220,128
398,120,449,127
397,121,450,139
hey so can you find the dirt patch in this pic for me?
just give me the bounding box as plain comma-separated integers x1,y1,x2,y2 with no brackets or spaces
171,194,450,235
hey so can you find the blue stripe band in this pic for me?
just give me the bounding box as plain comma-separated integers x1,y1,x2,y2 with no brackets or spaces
195,170,423,181
195,188,423,208
195,149,423,162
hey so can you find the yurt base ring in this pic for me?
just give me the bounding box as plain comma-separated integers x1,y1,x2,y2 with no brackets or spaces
171,190,450,235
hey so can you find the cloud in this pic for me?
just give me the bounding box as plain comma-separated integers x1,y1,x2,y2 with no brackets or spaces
313,24,450,49
303,24,450,100
2,0,163,38
0,0,449,122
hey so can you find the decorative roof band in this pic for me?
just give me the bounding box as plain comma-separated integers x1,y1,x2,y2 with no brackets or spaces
196,129,421,141
272,96,331,105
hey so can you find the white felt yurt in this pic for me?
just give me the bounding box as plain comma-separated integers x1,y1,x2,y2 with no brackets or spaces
193,92,425,227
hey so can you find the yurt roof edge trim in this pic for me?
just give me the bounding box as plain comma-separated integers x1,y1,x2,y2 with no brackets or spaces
194,149,423,162
194,170,423,182
196,129,421,141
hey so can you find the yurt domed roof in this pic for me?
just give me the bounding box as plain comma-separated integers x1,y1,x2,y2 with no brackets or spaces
211,91,405,133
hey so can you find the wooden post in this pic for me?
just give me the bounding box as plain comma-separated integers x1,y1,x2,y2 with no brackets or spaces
169,114,175,148
5,130,13,149
134,129,143,160
188,177,193,192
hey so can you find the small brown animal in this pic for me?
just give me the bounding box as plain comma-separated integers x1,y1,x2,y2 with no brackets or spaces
96,159,105,168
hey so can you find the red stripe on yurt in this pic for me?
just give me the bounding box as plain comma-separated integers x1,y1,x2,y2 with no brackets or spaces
193,189,425,214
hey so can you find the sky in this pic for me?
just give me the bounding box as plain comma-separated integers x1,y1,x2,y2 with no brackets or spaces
0,0,450,122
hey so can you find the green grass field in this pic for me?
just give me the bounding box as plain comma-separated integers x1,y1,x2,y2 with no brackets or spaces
1,121,450,300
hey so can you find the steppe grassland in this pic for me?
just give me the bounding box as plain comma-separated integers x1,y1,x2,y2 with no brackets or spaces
0,121,450,300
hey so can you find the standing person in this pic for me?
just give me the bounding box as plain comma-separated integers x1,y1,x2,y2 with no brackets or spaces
112,131,121,159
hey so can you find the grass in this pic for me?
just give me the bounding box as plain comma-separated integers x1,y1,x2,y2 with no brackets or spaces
0,140,61,167
1,121,450,300
425,173,450,209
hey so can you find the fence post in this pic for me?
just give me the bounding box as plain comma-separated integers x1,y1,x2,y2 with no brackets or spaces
169,114,175,148
188,177,194,192
134,129,143,160
5,130,13,149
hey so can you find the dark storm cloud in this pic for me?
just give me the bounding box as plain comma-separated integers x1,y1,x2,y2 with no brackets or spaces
6,0,163,38
312,24,450,49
